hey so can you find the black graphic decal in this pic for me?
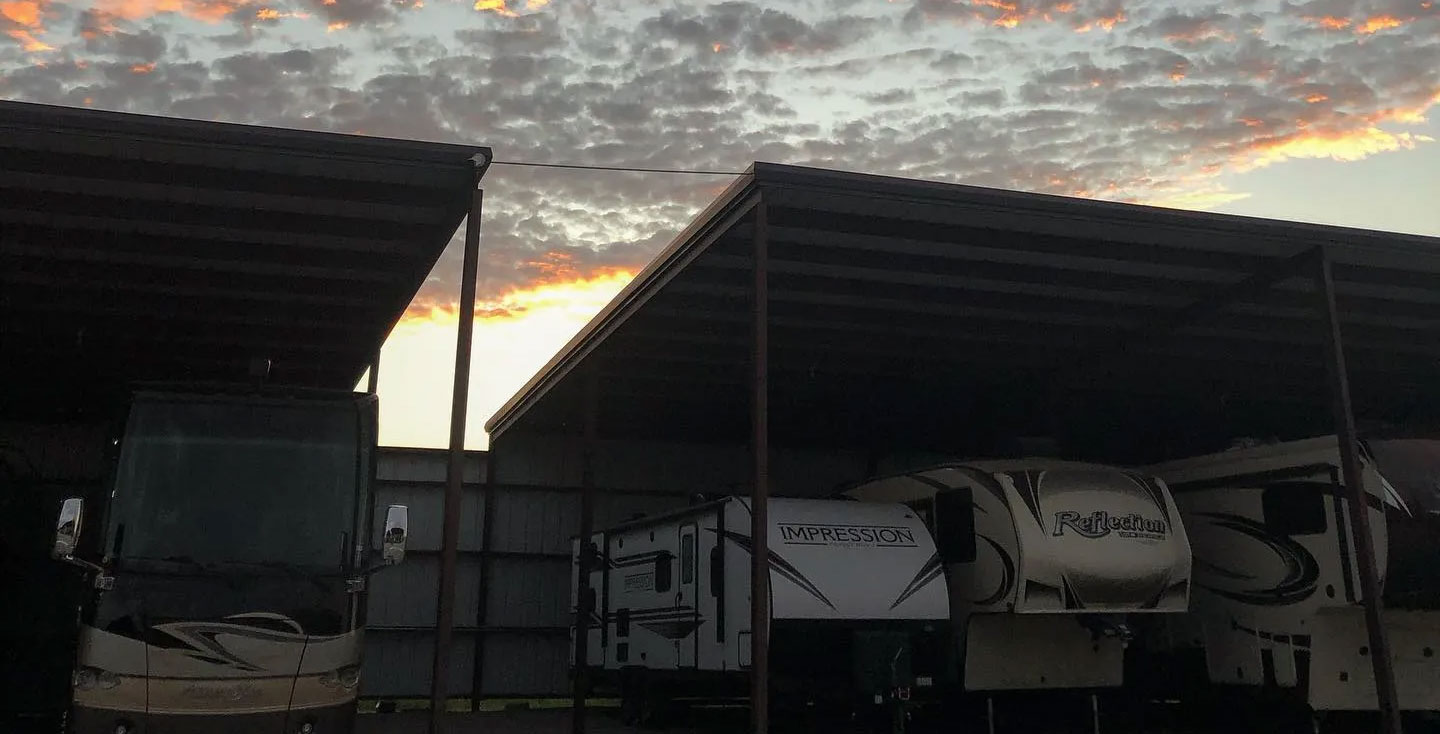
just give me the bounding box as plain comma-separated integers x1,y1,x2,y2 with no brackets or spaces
1124,472,1173,526
637,619,705,640
1009,471,1047,531
1230,619,1313,650
1193,513,1319,606
890,552,943,610
609,551,673,569
711,529,836,610
976,535,1016,607
150,616,311,672
1062,576,1084,610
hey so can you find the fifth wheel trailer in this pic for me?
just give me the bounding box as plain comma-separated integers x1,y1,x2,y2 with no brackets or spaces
1142,435,1440,730
571,496,950,728
842,460,1192,730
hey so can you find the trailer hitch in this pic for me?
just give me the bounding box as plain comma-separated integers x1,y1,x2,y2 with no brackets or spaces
1077,614,1134,646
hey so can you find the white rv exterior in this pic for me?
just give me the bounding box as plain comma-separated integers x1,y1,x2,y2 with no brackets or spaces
843,460,1192,693
571,497,950,715
1145,435,1440,714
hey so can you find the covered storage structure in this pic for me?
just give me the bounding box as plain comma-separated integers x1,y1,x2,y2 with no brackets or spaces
482,162,1440,732
0,100,490,728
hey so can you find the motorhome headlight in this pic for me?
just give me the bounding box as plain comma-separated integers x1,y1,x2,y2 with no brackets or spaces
74,667,121,690
298,722,315,734
320,665,361,689
73,668,97,690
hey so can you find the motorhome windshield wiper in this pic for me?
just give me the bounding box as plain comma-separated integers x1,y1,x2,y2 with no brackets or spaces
213,560,316,574
118,555,221,575
210,560,339,589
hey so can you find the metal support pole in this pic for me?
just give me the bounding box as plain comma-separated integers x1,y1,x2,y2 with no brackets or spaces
366,352,380,395
749,201,770,734
430,184,484,734
1315,246,1402,734
470,439,499,711
572,370,599,734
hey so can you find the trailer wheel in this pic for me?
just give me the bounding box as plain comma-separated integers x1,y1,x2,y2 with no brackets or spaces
619,672,643,726
618,671,670,729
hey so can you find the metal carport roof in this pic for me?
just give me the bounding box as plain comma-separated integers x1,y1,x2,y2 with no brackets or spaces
0,100,491,418
486,161,1440,463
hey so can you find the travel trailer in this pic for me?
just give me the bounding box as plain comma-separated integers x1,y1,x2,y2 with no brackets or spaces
571,496,950,728
1143,435,1440,728
49,386,410,734
842,460,1193,730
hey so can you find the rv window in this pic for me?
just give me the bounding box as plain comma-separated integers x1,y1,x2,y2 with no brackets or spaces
934,488,977,564
655,553,673,593
681,534,695,584
1262,483,1328,536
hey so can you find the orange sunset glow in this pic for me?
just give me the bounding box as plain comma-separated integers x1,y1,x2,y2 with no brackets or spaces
1074,10,1125,32
1356,15,1406,33
473,0,544,17
3,0,53,50
89,0,241,26
1241,126,1434,170
373,265,636,449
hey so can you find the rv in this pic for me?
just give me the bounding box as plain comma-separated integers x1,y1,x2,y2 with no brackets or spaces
571,496,950,727
842,460,1193,730
1143,435,1440,729
49,386,410,734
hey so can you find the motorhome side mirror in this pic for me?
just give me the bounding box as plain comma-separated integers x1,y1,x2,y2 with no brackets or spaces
382,505,408,566
53,497,84,560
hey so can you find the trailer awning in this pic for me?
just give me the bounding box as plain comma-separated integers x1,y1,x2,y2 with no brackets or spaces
0,101,490,418
486,162,1440,461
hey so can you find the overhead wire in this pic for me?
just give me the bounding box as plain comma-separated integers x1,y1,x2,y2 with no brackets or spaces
487,160,751,176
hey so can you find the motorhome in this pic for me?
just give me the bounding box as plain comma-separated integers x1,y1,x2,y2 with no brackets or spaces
571,496,950,727
49,386,410,734
1143,435,1440,728
842,460,1192,729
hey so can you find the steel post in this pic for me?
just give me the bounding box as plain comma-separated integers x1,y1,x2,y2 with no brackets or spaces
430,183,484,734
749,201,770,734
572,370,599,734
367,352,380,394
1314,246,1402,734
470,440,499,711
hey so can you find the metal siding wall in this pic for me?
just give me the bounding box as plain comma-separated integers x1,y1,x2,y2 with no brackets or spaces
483,559,571,629
361,439,870,699
480,633,571,696
363,449,485,698
367,555,483,628
497,434,866,498
361,631,476,697
489,487,576,556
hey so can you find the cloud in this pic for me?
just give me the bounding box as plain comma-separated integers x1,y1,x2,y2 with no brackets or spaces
637,2,879,58
902,0,1128,31
1130,8,1263,45
3,0,1437,320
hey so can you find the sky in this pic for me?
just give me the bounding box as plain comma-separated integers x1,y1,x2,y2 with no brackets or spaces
3,0,1438,450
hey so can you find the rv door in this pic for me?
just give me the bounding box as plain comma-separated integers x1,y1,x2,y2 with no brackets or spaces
678,523,698,668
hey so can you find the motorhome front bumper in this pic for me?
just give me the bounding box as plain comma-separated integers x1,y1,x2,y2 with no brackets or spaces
69,702,355,734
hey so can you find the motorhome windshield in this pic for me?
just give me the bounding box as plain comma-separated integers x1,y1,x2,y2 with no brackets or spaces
1367,439,1440,516
105,397,361,572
